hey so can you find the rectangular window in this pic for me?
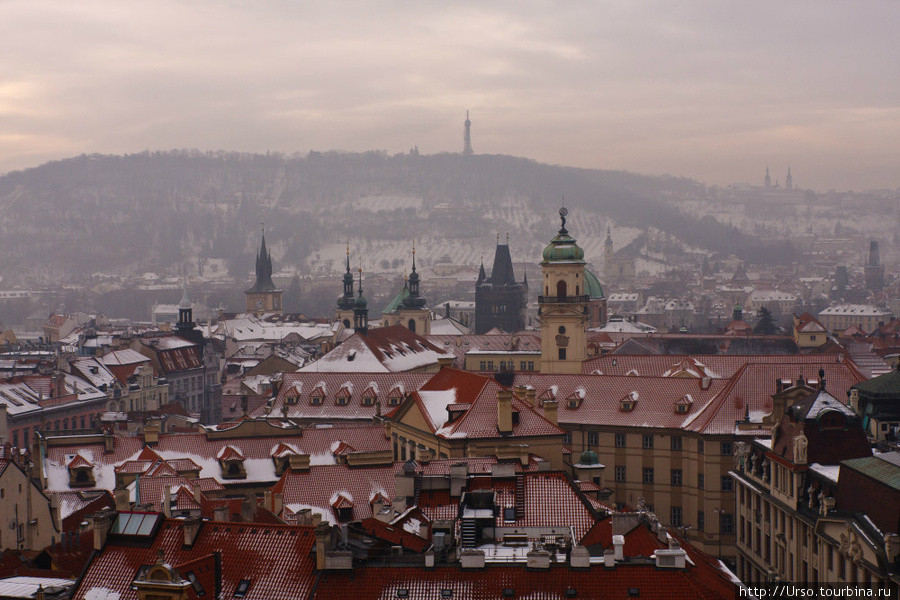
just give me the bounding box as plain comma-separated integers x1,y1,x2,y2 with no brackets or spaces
698,473,705,489
520,361,527,371
587,432,599,446
721,441,733,455
562,433,572,444
670,436,682,451
527,361,535,371
487,361,494,371
558,348,566,360
615,466,626,482
642,435,654,449
671,506,682,527
479,361,486,370
671,469,682,486
721,513,734,535
697,439,704,454
499,361,507,371
721,475,734,492
615,433,626,447
642,468,654,484
697,510,705,532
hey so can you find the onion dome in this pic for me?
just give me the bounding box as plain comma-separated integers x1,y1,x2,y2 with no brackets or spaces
542,207,585,263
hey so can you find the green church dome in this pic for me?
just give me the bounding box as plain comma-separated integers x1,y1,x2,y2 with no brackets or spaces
542,207,585,263
578,449,600,465
584,269,604,299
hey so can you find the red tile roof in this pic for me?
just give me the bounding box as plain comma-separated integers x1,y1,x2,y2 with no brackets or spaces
315,563,735,599
255,371,431,421
73,519,318,600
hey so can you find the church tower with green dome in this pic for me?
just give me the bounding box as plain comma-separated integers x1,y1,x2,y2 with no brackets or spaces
382,245,431,335
334,244,357,328
539,207,588,374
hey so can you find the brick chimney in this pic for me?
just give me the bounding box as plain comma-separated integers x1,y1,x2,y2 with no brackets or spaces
543,399,559,426
497,389,513,434
183,516,202,547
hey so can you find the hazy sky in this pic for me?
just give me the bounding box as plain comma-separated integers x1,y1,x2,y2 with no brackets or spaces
2,1,898,191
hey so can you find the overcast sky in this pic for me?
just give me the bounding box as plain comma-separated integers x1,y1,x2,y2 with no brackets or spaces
2,1,898,191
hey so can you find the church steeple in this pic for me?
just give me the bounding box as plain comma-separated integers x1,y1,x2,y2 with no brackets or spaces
245,227,283,315
338,243,356,310
353,268,369,334
176,280,194,332
785,166,793,191
402,244,426,309
764,166,771,189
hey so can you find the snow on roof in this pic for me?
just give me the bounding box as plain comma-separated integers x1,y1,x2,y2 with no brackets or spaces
419,389,457,432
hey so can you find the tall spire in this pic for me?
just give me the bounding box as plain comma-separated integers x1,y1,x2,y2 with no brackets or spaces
463,110,473,156
338,242,356,310
402,243,426,309
353,266,368,334
248,225,276,292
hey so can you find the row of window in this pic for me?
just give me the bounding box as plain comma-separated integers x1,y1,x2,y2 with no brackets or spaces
614,466,733,490
478,361,536,371
669,507,733,534
601,433,733,455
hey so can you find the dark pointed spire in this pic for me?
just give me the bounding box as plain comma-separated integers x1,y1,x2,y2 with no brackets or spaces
403,243,426,309
338,242,355,310
354,266,368,333
247,226,277,292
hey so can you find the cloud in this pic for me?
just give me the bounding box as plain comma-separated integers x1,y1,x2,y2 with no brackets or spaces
0,0,898,190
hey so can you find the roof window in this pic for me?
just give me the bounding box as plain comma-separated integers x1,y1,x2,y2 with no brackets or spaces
234,579,251,598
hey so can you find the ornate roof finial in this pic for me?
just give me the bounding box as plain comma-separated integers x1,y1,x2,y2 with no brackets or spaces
411,242,417,273
506,232,509,244
559,205,569,234
346,242,351,272
496,232,500,245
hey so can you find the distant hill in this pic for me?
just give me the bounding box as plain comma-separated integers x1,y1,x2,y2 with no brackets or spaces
0,150,796,288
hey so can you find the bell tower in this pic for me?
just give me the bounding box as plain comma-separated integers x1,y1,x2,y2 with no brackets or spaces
335,243,356,328
245,227,283,315
539,207,588,374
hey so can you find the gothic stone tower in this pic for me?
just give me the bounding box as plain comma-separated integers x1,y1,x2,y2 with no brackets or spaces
475,237,528,334
245,229,283,315
539,208,588,374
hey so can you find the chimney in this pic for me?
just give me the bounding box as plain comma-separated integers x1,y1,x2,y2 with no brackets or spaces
114,489,130,512
103,431,114,453
273,493,283,516
183,516,202,547
612,534,624,561
543,399,558,426
163,484,172,518
513,385,527,401
570,545,590,569
498,389,513,434
213,505,229,522
91,511,112,551
241,494,256,522
144,423,159,445
603,548,616,567
525,387,537,408
192,481,202,505
450,463,468,497
315,522,331,571
658,526,668,545
264,490,272,512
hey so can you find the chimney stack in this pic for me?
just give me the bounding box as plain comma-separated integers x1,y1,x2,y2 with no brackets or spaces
183,516,202,547
612,534,625,561
497,389,513,434
543,399,558,426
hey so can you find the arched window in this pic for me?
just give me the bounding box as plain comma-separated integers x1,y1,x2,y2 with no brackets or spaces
557,280,567,299
408,319,416,333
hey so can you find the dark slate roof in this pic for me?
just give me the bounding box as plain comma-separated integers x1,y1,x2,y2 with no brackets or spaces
841,453,900,492
851,366,900,400
487,244,517,286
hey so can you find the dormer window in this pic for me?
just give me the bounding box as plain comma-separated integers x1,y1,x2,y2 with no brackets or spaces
675,394,693,414
362,385,378,406
566,390,584,409
334,384,352,405
619,392,638,412
285,394,298,405
310,396,323,405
